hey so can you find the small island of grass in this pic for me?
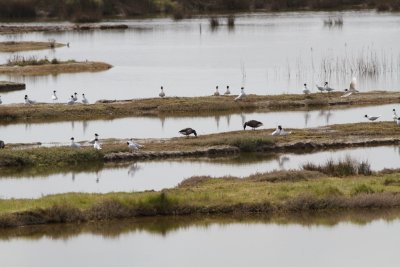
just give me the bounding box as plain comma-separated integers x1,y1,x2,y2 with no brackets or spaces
0,56,112,76
0,41,65,53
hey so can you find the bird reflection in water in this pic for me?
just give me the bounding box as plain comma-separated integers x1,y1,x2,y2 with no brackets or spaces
128,162,142,177
225,114,231,127
95,171,100,183
215,114,220,129
303,111,310,127
82,120,88,134
159,116,166,129
277,156,290,169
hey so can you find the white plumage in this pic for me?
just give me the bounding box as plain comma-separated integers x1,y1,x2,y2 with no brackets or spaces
24,95,36,105
365,114,381,121
393,109,398,121
224,86,231,95
213,86,220,96
235,87,246,101
82,94,89,104
73,92,78,102
70,137,81,148
52,90,58,102
316,83,325,92
89,133,99,145
159,86,165,98
303,83,310,94
67,95,75,105
93,139,102,150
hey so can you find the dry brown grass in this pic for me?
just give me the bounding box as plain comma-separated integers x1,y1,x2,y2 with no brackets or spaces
0,41,64,52
0,61,112,76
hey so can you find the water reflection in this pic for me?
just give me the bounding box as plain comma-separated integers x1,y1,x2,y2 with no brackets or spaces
0,103,396,144
0,146,399,199
1,211,400,267
1,12,400,104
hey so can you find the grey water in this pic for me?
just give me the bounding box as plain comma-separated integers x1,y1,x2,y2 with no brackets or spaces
0,145,398,199
0,11,400,104
1,213,400,267
0,103,397,144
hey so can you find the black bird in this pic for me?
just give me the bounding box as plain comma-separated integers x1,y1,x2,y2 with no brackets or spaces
0,140,4,149
243,120,263,130
179,128,197,137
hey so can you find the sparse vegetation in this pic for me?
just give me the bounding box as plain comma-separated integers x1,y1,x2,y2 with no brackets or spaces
0,41,64,52
2,169,400,228
303,156,372,177
6,56,70,66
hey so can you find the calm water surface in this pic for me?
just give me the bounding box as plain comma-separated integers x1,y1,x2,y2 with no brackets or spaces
0,146,398,199
0,103,397,144
1,214,400,267
0,11,399,104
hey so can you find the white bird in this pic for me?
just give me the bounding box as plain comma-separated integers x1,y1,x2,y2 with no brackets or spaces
348,77,359,92
67,95,75,105
73,92,78,102
303,83,310,94
392,109,398,121
93,138,102,150
52,90,58,102
279,126,292,136
129,138,143,148
89,133,99,144
324,82,335,92
365,114,381,121
271,126,281,136
70,137,81,148
127,139,142,152
24,95,36,105
0,96,2,104
224,85,231,95
159,86,165,98
213,86,220,96
82,94,89,104
316,83,325,93
234,87,246,101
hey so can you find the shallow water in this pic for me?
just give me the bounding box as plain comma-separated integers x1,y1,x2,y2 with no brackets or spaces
0,103,397,144
0,145,399,199
0,11,400,104
1,213,400,267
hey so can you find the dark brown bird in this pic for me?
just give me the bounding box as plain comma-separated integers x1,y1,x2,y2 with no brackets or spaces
0,140,4,149
179,128,197,137
243,120,263,130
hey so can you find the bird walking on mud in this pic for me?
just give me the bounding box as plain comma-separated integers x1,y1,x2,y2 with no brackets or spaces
179,128,197,137
243,120,263,130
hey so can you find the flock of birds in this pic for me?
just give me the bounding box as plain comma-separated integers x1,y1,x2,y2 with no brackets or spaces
1,76,399,151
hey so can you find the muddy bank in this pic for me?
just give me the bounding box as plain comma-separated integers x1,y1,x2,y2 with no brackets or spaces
0,41,64,52
0,91,399,123
0,81,25,92
0,24,128,35
0,61,112,76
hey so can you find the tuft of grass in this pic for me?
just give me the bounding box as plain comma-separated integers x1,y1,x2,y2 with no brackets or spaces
5,55,75,67
351,184,375,196
229,137,273,152
303,156,372,177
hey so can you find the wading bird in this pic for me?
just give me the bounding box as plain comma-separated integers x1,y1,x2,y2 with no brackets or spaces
365,114,381,121
52,90,58,102
235,87,246,101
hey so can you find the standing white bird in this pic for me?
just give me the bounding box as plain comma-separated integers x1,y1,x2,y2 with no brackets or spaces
159,86,165,98
324,82,335,93
348,77,358,92
24,95,36,105
89,133,99,144
303,83,310,94
82,94,89,104
235,87,246,101
365,114,381,121
73,92,78,102
67,95,75,105
316,83,325,93
70,137,81,148
213,86,220,96
93,138,102,150
224,85,231,95
392,109,398,121
52,90,58,102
